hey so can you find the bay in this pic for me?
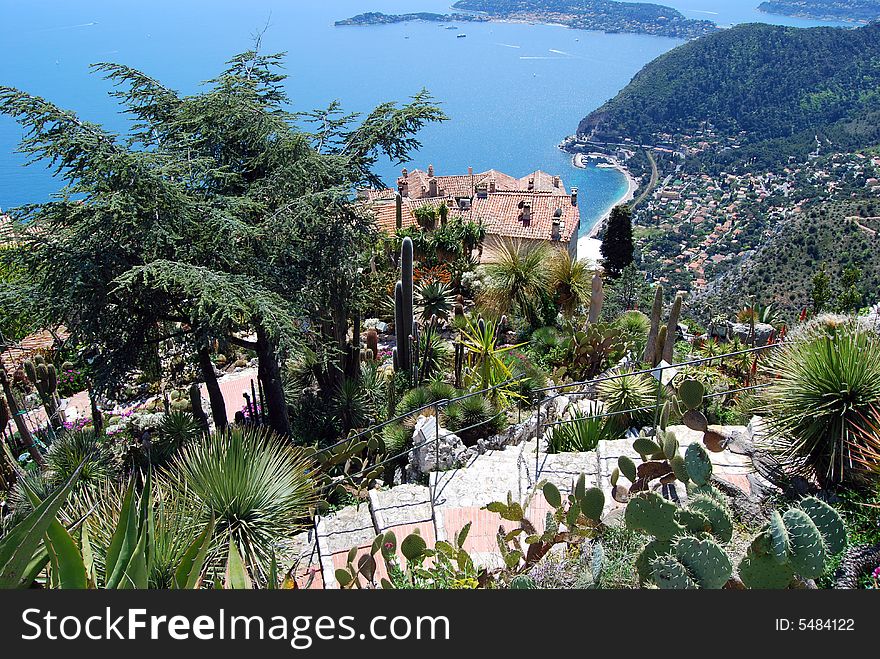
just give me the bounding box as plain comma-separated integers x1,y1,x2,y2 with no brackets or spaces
0,0,844,234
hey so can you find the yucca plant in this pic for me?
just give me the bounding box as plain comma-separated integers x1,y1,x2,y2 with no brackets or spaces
481,238,550,328
761,325,880,486
547,414,621,454
418,326,452,381
549,250,592,317
596,371,656,428
153,411,202,466
167,427,318,577
44,429,110,489
331,378,369,432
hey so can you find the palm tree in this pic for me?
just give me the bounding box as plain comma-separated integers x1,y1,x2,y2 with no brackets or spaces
549,250,592,317
482,239,549,328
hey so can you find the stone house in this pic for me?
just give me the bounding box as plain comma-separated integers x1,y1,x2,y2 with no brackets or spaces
362,165,580,262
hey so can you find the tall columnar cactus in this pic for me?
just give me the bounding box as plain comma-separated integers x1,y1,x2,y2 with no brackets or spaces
643,285,664,364
394,237,415,375
395,192,403,231
587,272,604,325
454,332,465,389
662,293,684,364
653,325,667,366
25,358,61,429
189,383,209,433
0,367,43,466
365,328,379,360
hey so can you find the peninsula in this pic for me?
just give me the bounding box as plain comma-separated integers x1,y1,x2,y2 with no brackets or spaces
758,1,880,23
336,0,719,39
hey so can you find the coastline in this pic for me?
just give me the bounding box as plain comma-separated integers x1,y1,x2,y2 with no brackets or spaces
571,152,638,263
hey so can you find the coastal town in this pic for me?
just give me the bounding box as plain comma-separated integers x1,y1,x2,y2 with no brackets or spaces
566,126,880,294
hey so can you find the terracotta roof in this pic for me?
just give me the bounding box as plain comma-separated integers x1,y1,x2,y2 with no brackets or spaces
365,166,578,243
473,191,579,243
1,327,70,373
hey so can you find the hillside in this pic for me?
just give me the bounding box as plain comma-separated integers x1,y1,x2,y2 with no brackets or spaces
759,1,880,23
696,199,880,319
577,22,880,170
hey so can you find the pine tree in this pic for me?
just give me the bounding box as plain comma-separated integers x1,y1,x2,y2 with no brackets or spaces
600,204,634,278
0,48,445,437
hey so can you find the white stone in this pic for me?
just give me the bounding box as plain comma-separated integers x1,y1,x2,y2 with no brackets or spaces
409,414,466,475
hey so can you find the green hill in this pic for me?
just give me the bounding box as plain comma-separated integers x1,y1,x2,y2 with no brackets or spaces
696,199,880,319
578,22,880,170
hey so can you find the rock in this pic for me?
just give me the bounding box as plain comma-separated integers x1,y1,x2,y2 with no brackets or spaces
552,395,570,421
713,321,776,346
364,318,389,333
409,414,466,475
129,412,165,433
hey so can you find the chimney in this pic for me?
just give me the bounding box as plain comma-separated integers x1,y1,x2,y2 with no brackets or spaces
402,168,408,178
427,164,434,177
489,178,496,194
468,166,473,176
428,177,439,197
571,186,578,206
528,178,534,191
553,175,560,188
522,202,531,224
551,219,561,241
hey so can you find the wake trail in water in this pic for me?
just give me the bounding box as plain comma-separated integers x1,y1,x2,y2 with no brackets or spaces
30,21,98,34
494,43,521,49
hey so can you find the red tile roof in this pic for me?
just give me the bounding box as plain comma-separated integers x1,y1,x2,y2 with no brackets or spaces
365,166,579,244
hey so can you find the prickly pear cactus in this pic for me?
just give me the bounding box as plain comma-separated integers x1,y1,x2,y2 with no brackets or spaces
782,508,827,580
673,536,732,589
652,554,699,589
799,496,847,556
625,492,685,541
684,442,712,486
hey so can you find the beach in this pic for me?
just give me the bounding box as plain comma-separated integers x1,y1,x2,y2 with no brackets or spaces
572,153,639,264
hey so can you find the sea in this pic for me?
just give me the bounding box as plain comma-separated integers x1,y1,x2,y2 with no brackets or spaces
0,0,845,235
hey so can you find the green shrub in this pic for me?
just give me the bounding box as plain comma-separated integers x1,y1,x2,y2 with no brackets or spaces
596,371,655,428
547,413,621,453
761,323,880,486
168,427,317,575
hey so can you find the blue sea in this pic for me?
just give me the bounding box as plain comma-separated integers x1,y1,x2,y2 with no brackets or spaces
0,0,843,234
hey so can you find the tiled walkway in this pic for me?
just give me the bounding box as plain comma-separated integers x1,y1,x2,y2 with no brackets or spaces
289,423,762,589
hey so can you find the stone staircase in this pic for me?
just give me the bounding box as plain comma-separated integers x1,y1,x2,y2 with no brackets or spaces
283,422,764,589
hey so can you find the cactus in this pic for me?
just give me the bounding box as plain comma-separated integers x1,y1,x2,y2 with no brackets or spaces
654,325,667,366
453,333,465,389
662,293,683,363
684,442,713,486
624,492,685,541
394,237,416,376
0,394,9,431
738,497,847,588
672,536,732,589
643,285,663,364
395,191,403,231
189,383,209,433
0,367,43,466
678,379,705,410
651,554,698,589
365,329,379,360
587,272,604,325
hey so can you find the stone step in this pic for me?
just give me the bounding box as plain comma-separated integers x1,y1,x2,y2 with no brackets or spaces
315,502,378,589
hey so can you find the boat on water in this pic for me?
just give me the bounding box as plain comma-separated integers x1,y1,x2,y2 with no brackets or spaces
457,33,467,38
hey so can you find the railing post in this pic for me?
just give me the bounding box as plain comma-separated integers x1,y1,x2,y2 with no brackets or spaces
535,393,541,483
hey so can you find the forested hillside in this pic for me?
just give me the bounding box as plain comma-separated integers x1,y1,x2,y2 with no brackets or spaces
697,199,880,319
578,22,880,170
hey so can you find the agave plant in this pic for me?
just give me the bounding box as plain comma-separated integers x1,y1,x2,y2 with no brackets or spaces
596,371,656,428
459,315,524,404
415,280,455,322
547,414,621,453
443,393,505,446
168,427,318,576
331,378,370,432
761,324,880,486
